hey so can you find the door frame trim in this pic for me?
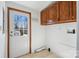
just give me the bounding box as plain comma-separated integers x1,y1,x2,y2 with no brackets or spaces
7,7,31,58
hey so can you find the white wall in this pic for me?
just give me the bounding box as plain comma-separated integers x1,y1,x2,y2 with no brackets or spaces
0,2,5,58
32,18,45,52
77,1,79,57
45,22,77,58
4,1,45,57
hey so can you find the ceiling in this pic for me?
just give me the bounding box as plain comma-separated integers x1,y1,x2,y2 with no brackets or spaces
14,1,54,11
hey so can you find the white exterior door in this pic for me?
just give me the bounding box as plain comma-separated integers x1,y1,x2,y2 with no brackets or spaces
8,8,31,58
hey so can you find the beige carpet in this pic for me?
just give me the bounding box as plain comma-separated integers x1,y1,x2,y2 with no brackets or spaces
19,50,58,58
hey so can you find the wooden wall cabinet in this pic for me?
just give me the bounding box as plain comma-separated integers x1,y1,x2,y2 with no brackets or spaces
41,9,48,25
48,2,59,24
40,1,76,25
59,1,71,22
59,1,76,23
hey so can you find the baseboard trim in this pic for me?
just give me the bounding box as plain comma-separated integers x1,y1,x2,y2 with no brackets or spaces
15,53,30,58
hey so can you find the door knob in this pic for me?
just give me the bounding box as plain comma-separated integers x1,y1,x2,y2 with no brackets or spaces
10,31,13,37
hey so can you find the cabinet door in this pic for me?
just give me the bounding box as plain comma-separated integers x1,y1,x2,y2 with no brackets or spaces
59,1,71,23
72,1,76,21
41,10,48,25
48,2,58,24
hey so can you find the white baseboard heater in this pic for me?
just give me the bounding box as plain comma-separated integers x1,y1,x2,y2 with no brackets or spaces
34,46,46,52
